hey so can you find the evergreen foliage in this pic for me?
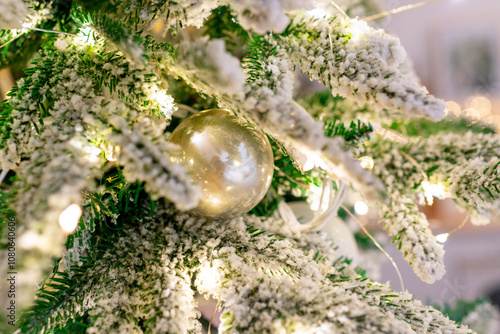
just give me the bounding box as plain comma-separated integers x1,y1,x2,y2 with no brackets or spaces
0,0,498,333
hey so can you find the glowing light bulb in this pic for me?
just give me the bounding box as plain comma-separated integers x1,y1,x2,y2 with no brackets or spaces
59,204,82,233
354,201,369,215
463,108,481,120
84,146,102,162
359,156,374,170
303,159,315,172
445,101,461,117
348,21,368,42
467,96,492,118
436,233,449,244
421,181,446,205
197,261,222,292
77,26,95,45
307,8,331,19
105,145,121,162
153,89,176,118
301,151,329,172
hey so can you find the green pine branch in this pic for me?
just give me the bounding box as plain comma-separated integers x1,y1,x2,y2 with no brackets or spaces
72,8,147,64
243,35,279,86
0,0,76,71
202,6,248,54
18,167,153,333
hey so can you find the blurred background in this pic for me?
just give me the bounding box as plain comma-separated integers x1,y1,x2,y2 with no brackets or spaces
373,0,500,311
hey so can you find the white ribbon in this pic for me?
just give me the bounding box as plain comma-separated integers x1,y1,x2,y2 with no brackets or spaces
278,177,346,232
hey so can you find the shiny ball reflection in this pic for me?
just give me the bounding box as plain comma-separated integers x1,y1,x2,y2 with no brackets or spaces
169,109,274,218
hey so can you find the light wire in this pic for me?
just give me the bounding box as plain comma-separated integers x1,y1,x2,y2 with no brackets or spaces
330,1,349,19
341,204,406,300
362,0,446,22
207,300,221,334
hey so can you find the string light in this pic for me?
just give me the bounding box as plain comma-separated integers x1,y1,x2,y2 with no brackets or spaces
463,108,481,121
359,156,374,170
104,145,121,162
445,96,493,121
58,204,82,233
300,151,329,172
307,1,348,19
435,199,474,244
467,95,492,118
341,204,405,300
354,201,369,215
197,261,223,293
436,233,449,244
421,180,446,205
76,26,96,45
330,1,349,19
302,158,315,172
485,115,500,129
445,101,461,117
84,146,102,162
307,8,332,19
22,23,77,37
348,20,367,42
362,0,445,22
0,30,25,49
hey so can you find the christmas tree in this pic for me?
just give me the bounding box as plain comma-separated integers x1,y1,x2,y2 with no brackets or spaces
1,0,499,333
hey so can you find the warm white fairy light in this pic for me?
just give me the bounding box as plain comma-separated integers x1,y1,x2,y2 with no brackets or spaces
348,20,367,42
58,204,82,233
76,26,96,45
354,201,369,215
421,180,446,205
151,88,177,119
302,158,315,171
196,261,223,294
20,22,32,31
463,108,481,121
445,101,461,117
467,95,492,118
154,89,169,104
436,233,449,244
104,145,121,162
307,8,332,19
300,151,329,172
359,156,374,170
84,146,102,162
18,230,48,250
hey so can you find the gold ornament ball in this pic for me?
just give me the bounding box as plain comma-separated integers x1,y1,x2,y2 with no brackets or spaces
169,109,274,218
